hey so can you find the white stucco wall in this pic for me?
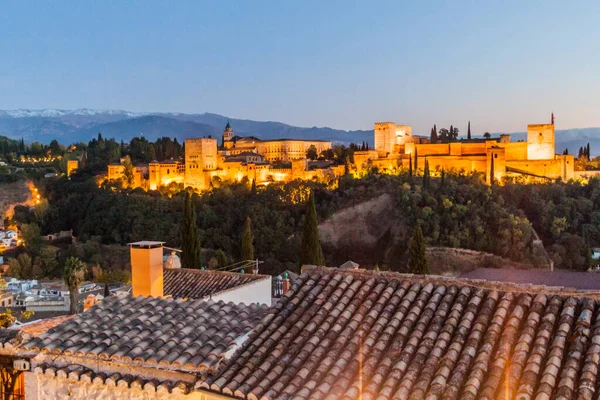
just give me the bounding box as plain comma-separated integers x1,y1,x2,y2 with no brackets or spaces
24,372,231,400
209,276,272,306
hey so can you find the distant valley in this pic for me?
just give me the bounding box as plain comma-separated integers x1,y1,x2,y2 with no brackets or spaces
0,109,596,154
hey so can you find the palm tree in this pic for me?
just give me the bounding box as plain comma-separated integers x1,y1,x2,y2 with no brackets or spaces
63,257,87,315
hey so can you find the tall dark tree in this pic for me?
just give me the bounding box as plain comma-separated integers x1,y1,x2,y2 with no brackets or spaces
587,143,591,159
300,191,325,266
430,127,438,143
63,257,86,314
242,216,254,261
408,154,413,177
408,224,428,274
490,154,495,185
251,179,257,195
440,168,445,188
467,121,471,140
216,249,227,269
414,147,418,172
423,158,430,188
181,191,201,269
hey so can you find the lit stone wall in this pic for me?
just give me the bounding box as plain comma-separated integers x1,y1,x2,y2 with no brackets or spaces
506,154,574,180
66,160,79,177
374,122,412,156
107,165,144,188
149,162,185,190
185,138,218,190
527,124,555,160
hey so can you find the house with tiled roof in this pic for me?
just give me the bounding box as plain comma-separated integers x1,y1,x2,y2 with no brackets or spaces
131,241,272,306
205,266,600,399
4,263,600,399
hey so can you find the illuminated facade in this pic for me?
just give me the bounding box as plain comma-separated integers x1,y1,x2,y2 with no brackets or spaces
360,118,574,182
66,159,79,177
222,125,331,162
107,124,342,191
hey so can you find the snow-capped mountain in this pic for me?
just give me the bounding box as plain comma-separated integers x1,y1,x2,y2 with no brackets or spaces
0,109,148,118
0,108,596,154
0,109,373,145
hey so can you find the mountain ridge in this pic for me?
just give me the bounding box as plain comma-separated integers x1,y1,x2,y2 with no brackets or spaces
0,109,596,154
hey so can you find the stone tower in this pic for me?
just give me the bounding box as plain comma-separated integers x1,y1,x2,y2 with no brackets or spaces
527,123,555,160
223,121,234,146
184,138,218,190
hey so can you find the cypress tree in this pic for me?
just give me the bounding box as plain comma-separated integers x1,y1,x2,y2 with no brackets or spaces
490,154,495,185
430,127,438,143
408,224,428,274
414,147,418,173
242,217,254,261
450,125,454,141
587,143,591,159
467,121,471,140
408,153,413,177
300,191,325,266
216,249,227,269
423,159,430,188
440,168,445,188
181,191,201,269
251,178,257,195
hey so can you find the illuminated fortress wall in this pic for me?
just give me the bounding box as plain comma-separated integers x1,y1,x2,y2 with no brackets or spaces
363,121,573,182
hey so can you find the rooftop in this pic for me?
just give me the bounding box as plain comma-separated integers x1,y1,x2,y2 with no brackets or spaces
461,267,600,292
204,266,600,399
164,268,269,300
21,295,267,372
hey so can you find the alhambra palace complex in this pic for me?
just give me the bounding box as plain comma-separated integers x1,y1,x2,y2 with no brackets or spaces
106,116,574,190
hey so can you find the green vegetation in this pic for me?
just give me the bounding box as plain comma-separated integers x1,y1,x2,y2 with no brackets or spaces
242,217,254,261
300,191,325,266
5,158,600,277
63,257,86,315
408,224,428,274
181,191,201,269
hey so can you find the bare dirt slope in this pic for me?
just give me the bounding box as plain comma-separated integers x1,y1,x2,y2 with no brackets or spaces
319,192,542,273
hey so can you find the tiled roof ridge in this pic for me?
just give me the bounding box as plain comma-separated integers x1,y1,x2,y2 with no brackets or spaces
33,363,193,395
19,295,268,373
302,266,600,299
164,268,270,300
207,268,600,399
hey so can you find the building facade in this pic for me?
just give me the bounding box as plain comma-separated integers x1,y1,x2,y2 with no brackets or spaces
107,123,340,191
361,118,574,182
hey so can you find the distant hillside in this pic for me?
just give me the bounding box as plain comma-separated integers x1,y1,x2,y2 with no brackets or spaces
0,109,372,145
0,109,596,153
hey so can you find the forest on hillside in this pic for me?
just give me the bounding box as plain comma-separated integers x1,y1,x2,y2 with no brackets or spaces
4,167,599,279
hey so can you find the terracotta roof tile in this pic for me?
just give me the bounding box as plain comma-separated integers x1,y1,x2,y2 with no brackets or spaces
20,295,267,372
208,267,600,399
164,268,268,300
32,364,192,395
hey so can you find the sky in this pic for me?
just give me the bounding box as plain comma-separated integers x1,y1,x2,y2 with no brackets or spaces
1,1,599,135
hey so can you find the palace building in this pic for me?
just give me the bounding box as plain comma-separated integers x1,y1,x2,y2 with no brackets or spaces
107,123,341,191
355,115,574,182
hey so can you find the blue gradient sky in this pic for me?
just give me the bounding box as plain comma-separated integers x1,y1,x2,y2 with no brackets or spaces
1,1,599,135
